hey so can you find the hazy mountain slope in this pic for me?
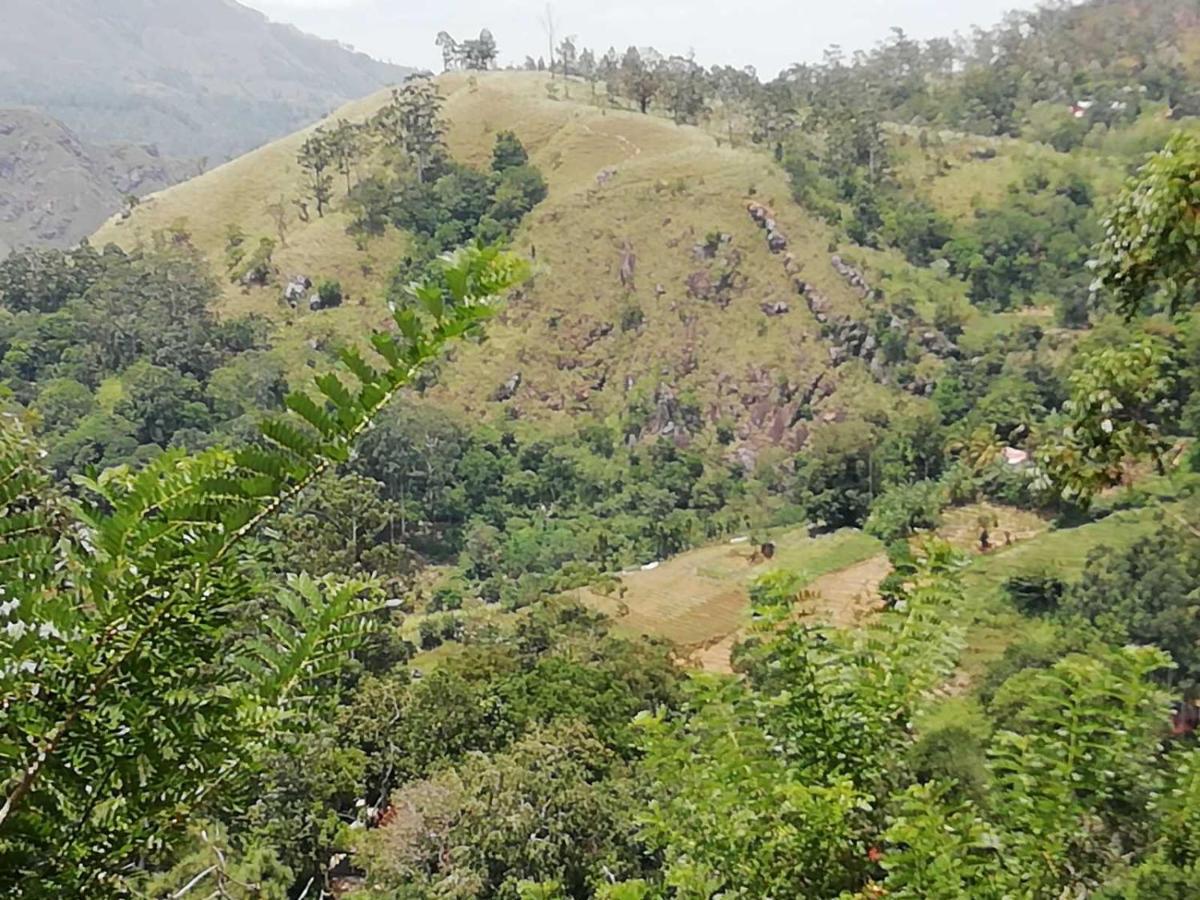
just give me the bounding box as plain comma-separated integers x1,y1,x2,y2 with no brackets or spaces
96,72,934,453
0,109,194,254
0,0,413,161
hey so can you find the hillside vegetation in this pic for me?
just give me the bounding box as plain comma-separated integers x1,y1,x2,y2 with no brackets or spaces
4,0,1200,894
99,71,921,455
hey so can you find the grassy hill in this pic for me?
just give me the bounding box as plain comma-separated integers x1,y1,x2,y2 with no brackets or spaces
97,71,927,454
94,71,1197,662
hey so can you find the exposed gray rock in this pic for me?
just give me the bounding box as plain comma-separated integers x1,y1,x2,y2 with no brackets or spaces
747,200,789,254
747,201,771,226
618,241,636,290
493,372,522,402
693,232,732,260
284,275,311,307
686,270,713,299
919,329,961,359
830,254,873,298
584,322,614,347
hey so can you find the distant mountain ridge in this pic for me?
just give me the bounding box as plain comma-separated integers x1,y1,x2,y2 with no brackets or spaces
0,0,414,160
0,109,195,256
0,0,414,252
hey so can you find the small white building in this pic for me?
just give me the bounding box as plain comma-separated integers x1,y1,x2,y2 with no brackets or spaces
1002,446,1031,468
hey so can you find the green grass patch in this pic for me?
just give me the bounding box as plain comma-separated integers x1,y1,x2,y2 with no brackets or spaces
769,528,884,587
959,307,1055,353
95,376,125,413
954,498,1194,681
967,501,1185,586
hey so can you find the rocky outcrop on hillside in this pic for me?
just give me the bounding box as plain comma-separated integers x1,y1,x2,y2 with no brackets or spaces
814,302,959,397
0,110,194,253
685,231,744,309
747,201,789,253
746,201,960,398
830,254,874,299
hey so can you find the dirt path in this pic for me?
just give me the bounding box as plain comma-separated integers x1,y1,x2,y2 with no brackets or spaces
804,554,892,628
689,553,892,674
576,120,642,159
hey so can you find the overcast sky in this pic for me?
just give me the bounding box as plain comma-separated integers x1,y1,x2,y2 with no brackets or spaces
243,0,1036,78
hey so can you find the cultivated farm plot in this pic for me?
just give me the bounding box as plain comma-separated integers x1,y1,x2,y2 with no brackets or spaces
937,502,1050,552
569,527,883,662
573,501,1061,674
952,493,1197,681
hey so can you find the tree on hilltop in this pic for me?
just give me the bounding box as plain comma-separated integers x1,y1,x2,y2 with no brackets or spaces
620,47,660,114
327,118,370,196
297,128,334,217
659,55,709,124
373,76,447,184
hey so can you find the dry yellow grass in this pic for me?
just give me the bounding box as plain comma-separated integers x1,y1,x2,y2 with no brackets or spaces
429,73,879,433
94,71,893,439
936,503,1050,553
567,527,883,664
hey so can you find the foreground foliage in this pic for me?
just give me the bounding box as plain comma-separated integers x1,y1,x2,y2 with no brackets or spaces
0,245,528,893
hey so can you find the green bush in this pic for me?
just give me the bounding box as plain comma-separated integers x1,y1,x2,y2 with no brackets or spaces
620,303,644,332
317,279,343,308
230,236,276,286
1003,571,1066,616
491,130,530,171
908,708,990,804
429,583,465,612
864,480,946,542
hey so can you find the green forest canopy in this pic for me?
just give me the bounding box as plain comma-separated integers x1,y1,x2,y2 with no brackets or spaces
2,2,1200,895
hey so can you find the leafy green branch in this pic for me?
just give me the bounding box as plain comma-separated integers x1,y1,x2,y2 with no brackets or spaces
0,243,528,892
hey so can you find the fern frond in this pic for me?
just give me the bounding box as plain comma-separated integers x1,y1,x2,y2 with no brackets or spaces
249,574,377,705
0,243,529,876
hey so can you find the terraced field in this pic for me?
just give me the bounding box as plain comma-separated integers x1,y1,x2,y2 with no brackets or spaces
567,527,883,668
568,487,1197,677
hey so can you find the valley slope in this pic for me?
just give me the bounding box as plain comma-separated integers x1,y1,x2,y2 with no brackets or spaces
0,0,414,253
97,71,933,457
0,0,413,161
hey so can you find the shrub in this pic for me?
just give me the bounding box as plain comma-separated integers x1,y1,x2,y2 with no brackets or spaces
230,236,276,286
908,707,990,804
1003,572,1066,616
317,279,343,308
979,460,1036,508
620,303,644,332
864,480,946,542
418,619,443,650
491,130,530,171
429,584,465,612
